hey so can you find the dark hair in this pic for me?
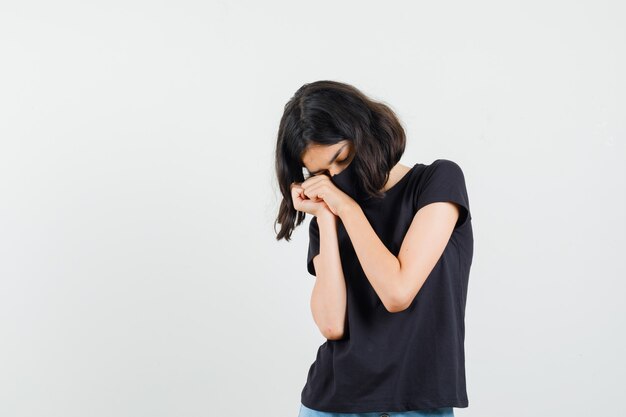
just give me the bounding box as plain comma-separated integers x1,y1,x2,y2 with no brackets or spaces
273,80,406,241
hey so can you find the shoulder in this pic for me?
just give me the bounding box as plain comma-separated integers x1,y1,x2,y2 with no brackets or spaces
412,158,472,226
426,158,465,176
415,159,466,188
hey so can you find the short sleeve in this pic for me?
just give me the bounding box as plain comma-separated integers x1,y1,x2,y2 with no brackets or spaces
415,159,472,230
307,216,320,276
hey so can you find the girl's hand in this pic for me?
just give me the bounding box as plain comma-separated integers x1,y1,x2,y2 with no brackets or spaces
298,174,356,217
291,181,332,217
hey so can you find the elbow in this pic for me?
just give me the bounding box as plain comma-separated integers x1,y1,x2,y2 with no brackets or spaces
384,301,409,314
383,292,412,314
383,270,421,313
321,324,345,341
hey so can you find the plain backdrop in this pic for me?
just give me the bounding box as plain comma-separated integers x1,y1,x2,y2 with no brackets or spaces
1,1,624,416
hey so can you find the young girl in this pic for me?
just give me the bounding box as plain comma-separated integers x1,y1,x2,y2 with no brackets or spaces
274,81,473,417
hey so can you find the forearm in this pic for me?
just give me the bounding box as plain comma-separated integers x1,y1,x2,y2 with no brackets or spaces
310,213,348,340
338,202,404,312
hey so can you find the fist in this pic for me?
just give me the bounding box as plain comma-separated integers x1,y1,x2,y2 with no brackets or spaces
291,181,330,216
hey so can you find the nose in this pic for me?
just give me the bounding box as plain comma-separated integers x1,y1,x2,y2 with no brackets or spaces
329,165,345,177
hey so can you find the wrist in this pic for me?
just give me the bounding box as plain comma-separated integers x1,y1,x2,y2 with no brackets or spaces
316,208,336,225
338,199,359,219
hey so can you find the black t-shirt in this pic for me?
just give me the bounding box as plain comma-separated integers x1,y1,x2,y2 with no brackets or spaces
301,159,473,413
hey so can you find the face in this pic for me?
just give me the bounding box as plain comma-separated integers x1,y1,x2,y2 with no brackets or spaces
301,140,355,179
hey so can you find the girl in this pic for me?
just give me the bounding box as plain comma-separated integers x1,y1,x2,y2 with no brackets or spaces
274,81,473,417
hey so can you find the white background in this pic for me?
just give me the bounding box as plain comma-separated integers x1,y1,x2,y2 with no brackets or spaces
1,1,624,416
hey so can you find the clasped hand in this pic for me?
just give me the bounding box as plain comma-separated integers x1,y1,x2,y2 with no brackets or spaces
291,175,355,218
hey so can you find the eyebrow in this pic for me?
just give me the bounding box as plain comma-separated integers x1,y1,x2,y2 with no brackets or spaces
307,144,348,175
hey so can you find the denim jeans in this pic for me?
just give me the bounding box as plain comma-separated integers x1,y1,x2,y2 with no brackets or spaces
298,403,455,417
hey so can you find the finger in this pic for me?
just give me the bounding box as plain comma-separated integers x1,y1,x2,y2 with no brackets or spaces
304,182,326,202
292,185,309,205
291,185,302,200
302,174,329,189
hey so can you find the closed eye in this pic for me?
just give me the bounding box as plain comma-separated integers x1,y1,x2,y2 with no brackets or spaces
305,158,349,179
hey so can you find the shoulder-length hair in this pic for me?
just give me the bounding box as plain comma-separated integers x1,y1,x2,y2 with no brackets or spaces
274,80,406,241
